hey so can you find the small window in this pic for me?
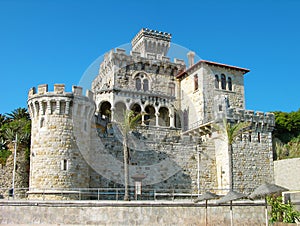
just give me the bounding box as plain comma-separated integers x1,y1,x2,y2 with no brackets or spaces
248,132,252,142
258,132,261,143
61,159,68,171
40,117,44,128
136,78,141,90
228,77,232,91
143,79,149,91
194,74,198,91
219,105,222,112
221,74,226,90
215,75,219,89
168,83,175,96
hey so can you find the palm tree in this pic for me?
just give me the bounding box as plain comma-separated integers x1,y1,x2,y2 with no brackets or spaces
6,108,30,121
120,110,142,201
214,119,250,191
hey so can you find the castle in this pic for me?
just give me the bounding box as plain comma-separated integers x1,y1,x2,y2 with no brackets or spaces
27,28,275,199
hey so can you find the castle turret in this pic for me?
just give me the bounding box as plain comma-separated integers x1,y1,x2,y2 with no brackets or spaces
27,84,95,200
131,28,171,59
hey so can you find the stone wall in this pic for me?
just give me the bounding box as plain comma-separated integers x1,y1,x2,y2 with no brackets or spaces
0,144,29,199
274,158,300,190
0,201,266,225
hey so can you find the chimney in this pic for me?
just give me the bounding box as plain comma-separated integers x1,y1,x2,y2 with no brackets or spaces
187,51,195,67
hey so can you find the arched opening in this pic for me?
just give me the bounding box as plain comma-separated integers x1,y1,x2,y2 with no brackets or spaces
130,103,141,114
215,75,219,89
159,107,170,127
130,103,142,124
136,78,141,90
228,77,232,91
143,79,149,91
145,105,155,126
114,102,127,122
221,74,226,90
99,101,111,119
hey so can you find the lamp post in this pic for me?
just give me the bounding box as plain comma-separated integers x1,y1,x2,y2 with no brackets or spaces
11,134,18,199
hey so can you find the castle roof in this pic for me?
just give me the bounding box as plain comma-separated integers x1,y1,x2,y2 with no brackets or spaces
176,60,250,79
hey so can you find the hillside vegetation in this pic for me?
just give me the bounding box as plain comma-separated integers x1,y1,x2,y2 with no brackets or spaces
273,109,300,160
0,108,31,166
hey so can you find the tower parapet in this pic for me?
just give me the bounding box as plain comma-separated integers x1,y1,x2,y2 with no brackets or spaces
27,84,95,200
131,28,172,59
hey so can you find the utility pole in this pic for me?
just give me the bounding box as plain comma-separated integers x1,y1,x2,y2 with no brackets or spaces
11,133,18,199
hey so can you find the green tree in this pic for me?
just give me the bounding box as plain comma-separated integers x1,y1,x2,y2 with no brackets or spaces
214,119,250,191
120,110,141,201
267,195,300,223
6,107,30,121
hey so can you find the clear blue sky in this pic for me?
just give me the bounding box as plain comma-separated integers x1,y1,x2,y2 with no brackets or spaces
0,0,299,114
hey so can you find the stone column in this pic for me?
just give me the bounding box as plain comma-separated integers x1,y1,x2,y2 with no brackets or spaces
141,111,146,126
155,112,160,127
111,107,115,122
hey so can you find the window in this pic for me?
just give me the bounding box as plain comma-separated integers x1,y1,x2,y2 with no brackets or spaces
228,77,232,91
143,79,149,91
194,74,198,91
258,132,261,143
221,74,226,90
136,78,141,90
248,132,252,142
168,83,175,96
61,159,68,171
40,118,44,128
215,75,219,89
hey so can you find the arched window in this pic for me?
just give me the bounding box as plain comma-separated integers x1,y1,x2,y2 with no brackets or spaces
221,74,226,90
143,79,149,91
215,75,219,89
136,78,141,90
228,77,232,91
168,83,175,96
194,74,198,91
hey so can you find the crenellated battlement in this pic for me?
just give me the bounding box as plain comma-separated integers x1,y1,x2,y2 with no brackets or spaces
226,107,275,131
27,84,95,119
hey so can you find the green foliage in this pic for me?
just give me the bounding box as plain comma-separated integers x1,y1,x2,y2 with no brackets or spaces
267,195,300,223
273,109,300,159
0,108,31,165
273,109,300,143
0,149,12,166
213,119,251,145
5,107,30,121
0,138,12,165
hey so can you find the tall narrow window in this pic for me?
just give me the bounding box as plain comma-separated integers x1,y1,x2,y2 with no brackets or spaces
136,78,141,90
40,117,44,128
221,74,226,90
143,79,149,91
61,159,68,171
215,75,219,89
168,83,175,96
258,132,261,143
228,77,232,91
248,132,252,142
194,74,198,91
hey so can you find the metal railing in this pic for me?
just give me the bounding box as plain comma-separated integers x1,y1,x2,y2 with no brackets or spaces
0,187,219,201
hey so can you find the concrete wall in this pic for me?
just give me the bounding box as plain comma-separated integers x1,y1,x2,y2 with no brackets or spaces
274,158,300,190
0,201,266,225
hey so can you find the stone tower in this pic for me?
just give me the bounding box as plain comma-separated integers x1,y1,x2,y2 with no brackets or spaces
131,28,172,59
27,84,95,199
